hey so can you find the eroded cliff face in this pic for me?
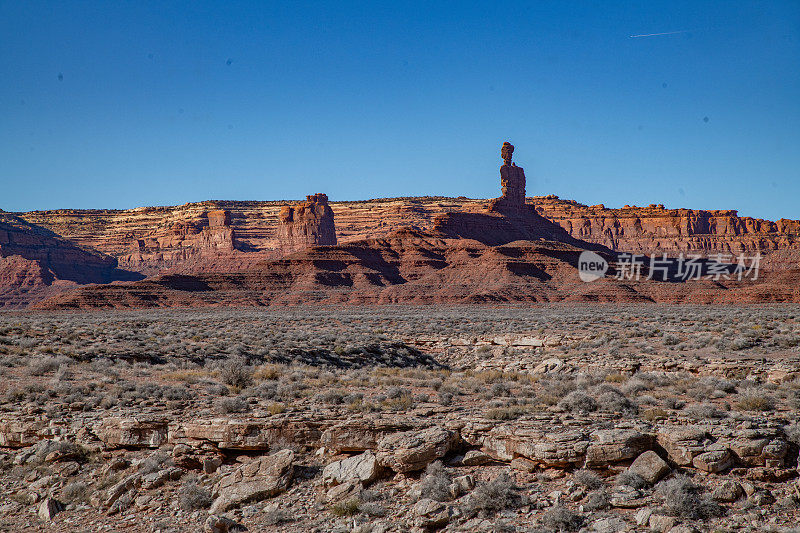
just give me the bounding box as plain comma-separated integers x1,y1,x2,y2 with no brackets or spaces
0,214,142,307
11,195,800,277
117,209,238,275
533,196,800,261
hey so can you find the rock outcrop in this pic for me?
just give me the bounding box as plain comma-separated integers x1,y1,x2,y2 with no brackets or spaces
489,141,527,212
12,196,800,279
209,449,294,513
119,209,237,275
276,193,337,254
0,213,142,308
535,196,800,262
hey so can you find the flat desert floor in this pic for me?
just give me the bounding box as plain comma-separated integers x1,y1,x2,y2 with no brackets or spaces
1,305,799,532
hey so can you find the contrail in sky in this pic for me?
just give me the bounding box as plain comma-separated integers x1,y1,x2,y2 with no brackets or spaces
630,30,689,38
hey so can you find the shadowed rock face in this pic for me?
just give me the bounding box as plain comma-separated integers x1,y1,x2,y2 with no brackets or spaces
277,193,337,254
0,214,143,308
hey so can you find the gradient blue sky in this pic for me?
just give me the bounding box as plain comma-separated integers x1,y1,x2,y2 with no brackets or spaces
2,1,799,220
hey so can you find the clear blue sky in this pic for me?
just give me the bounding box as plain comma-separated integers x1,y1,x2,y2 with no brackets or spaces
2,1,799,220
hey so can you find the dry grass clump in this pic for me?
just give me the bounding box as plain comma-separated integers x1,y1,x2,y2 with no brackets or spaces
735,390,776,412
330,498,361,517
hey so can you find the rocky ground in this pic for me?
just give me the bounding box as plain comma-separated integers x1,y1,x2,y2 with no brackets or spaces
1,305,799,532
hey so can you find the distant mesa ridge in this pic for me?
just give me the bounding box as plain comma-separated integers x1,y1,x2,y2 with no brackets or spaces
3,142,800,308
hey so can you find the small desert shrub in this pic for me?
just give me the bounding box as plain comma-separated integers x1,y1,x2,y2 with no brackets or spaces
573,470,603,490
315,390,345,404
215,396,250,414
178,479,212,511
61,481,90,503
655,475,724,519
489,382,510,397
541,506,584,532
330,498,361,517
219,358,253,389
595,388,637,414
462,473,525,517
419,461,452,502
485,406,526,420
684,403,726,420
662,397,685,410
735,392,775,412
663,334,680,346
385,386,409,399
557,391,597,414
731,336,756,350
616,471,649,489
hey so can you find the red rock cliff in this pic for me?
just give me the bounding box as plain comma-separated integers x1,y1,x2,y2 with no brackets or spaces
277,193,337,254
533,196,800,263
117,209,237,275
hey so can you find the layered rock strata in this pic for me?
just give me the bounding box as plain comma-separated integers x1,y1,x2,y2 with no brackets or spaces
276,193,337,254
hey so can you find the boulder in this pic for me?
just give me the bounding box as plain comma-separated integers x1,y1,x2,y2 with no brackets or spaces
474,423,589,467
413,498,454,529
532,358,564,374
322,451,382,486
627,451,670,484
721,428,789,468
376,427,459,473
585,428,653,466
648,514,677,533
462,450,493,466
104,473,142,507
210,449,294,513
37,498,63,520
712,480,743,502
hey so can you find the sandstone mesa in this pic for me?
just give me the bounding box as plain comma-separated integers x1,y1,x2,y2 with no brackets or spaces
2,142,800,309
